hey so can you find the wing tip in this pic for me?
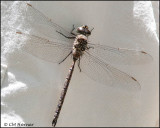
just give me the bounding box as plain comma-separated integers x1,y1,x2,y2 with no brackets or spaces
141,51,153,61
27,3,32,7
131,77,137,81
131,77,141,90
16,31,22,34
141,51,147,54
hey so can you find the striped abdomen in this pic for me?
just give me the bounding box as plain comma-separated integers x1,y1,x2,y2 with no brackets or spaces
52,60,76,127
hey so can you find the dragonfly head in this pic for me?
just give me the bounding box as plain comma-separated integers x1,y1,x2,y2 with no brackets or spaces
77,25,91,36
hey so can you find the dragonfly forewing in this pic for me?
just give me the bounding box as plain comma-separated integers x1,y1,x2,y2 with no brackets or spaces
25,3,75,42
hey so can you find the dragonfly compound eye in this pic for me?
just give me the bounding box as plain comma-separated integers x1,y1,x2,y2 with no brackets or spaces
77,27,84,33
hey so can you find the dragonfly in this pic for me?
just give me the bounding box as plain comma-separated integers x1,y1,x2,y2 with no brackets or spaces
16,3,152,127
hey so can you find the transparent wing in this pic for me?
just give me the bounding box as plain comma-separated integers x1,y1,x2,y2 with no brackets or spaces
16,32,73,63
25,3,75,42
80,51,141,91
88,43,153,65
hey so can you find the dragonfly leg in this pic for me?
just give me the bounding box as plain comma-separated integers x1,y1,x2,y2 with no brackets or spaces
87,46,94,50
70,24,77,36
59,51,72,64
90,27,94,32
78,58,81,72
56,31,76,39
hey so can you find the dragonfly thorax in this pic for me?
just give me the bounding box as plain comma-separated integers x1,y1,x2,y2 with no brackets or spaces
72,35,88,60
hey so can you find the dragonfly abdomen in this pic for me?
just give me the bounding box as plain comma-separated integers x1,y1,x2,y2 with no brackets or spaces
52,60,76,127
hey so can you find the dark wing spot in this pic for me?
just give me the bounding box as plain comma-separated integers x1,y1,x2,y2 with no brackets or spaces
27,3,32,7
131,77,137,81
16,32,22,34
141,51,147,54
